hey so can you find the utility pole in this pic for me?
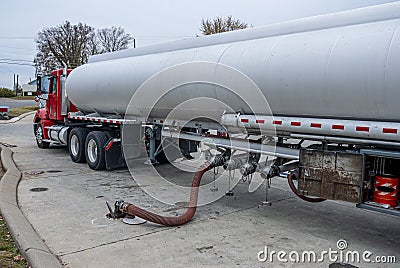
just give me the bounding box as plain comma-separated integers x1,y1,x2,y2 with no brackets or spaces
16,74,19,96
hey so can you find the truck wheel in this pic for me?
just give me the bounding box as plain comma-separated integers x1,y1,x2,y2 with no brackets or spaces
35,124,50,149
69,128,89,163
85,131,107,170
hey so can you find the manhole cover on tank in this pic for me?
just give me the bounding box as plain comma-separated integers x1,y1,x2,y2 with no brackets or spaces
29,187,49,192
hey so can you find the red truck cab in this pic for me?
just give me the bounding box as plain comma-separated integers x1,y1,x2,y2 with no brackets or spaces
33,68,78,148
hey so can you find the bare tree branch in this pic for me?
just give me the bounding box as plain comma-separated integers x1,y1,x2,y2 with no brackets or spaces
34,22,134,72
200,16,248,35
96,26,134,53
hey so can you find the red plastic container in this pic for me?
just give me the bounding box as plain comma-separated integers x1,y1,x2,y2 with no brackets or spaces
373,175,399,207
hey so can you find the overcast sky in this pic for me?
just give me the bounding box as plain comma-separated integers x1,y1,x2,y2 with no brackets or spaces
0,0,397,89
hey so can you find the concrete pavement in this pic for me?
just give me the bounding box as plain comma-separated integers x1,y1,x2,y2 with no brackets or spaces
0,115,399,267
0,145,62,267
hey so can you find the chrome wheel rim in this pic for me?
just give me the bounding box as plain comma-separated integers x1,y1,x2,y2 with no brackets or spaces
87,139,98,163
36,126,43,144
70,135,79,156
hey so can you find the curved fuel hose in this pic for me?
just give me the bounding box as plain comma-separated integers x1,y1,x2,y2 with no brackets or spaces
287,172,326,203
119,161,213,226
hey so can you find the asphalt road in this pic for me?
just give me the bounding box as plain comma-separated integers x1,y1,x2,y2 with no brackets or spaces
0,97,36,108
1,115,399,268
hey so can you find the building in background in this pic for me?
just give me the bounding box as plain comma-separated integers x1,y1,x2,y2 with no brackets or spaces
21,80,37,96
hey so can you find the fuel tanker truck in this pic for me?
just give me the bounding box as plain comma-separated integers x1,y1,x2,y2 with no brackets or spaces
33,2,400,224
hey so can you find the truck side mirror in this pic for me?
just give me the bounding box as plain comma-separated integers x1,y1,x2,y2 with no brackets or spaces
36,75,42,95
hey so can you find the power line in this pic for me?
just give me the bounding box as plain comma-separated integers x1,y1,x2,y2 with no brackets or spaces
0,45,36,51
0,61,35,67
0,58,33,63
0,36,34,39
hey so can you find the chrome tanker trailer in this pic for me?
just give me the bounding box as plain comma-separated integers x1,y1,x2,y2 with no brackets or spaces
34,2,400,224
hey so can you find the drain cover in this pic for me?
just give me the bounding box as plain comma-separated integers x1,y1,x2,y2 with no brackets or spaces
329,263,358,268
26,171,44,175
29,187,49,192
174,201,189,208
47,170,62,173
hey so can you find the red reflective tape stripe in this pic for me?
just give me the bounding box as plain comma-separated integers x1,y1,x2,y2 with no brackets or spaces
0,108,8,112
310,123,322,128
356,126,369,132
383,128,398,134
273,120,282,125
241,119,249,123
105,140,114,151
332,124,345,130
291,121,301,126
256,119,265,124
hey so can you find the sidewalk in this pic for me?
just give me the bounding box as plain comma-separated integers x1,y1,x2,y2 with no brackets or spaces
0,145,62,267
0,111,36,125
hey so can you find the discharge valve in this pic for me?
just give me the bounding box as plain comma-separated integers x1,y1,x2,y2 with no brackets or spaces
105,200,126,219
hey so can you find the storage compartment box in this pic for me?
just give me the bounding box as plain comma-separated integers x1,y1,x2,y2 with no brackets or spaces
298,149,364,203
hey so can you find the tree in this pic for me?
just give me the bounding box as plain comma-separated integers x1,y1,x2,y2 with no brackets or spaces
200,16,248,35
34,21,134,73
96,27,134,53
34,21,95,73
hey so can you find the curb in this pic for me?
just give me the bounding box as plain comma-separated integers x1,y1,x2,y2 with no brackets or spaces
0,111,36,124
0,145,62,268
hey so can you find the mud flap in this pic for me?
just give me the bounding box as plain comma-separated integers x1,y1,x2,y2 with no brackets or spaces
105,139,126,170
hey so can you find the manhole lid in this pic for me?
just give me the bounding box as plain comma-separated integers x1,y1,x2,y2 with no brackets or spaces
329,263,358,268
47,170,62,173
29,187,49,192
26,171,44,175
175,201,189,208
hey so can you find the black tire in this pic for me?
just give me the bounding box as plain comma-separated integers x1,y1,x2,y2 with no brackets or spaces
69,128,90,163
35,123,50,149
85,131,108,170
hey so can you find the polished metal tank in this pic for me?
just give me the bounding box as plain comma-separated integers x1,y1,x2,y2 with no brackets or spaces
66,2,400,122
